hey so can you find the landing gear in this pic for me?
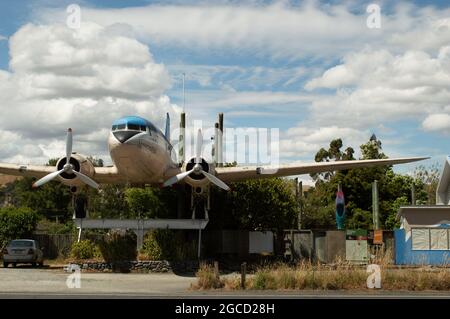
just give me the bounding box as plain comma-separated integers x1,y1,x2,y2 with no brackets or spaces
190,186,210,220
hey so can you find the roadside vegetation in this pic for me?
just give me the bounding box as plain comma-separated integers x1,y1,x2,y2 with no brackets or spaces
193,260,450,291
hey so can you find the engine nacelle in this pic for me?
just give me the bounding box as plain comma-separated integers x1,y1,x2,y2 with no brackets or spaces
183,157,215,189
55,153,95,187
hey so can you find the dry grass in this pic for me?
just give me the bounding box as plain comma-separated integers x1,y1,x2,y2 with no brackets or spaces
193,257,450,291
191,263,224,290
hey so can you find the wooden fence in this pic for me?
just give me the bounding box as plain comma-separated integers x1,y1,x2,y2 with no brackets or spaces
32,234,74,259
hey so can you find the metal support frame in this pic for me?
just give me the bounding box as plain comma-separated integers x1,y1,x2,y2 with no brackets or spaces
198,225,202,259
73,218,209,253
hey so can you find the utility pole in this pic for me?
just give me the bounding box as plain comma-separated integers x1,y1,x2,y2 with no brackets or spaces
372,180,381,230
297,180,302,230
411,183,416,205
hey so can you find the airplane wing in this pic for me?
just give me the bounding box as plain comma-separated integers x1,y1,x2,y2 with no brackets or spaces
214,157,429,183
0,163,121,184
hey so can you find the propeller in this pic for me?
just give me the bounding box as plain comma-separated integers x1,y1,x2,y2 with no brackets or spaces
163,129,230,191
32,128,99,189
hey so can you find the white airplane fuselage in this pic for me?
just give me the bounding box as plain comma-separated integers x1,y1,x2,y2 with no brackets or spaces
107,116,179,184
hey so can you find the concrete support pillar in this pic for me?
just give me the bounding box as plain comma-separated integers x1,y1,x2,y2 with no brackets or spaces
133,220,148,251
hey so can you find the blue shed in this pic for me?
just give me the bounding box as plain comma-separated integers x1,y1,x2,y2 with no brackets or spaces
395,206,450,266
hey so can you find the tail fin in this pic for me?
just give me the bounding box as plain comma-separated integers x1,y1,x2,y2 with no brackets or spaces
165,112,170,141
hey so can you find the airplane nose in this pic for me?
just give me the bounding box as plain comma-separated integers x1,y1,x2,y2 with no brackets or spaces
113,131,140,143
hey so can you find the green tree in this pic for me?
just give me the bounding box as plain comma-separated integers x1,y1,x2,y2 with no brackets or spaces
414,163,441,204
87,184,129,219
6,177,72,220
209,178,298,232
302,135,427,230
312,138,355,181
124,187,160,218
0,207,39,247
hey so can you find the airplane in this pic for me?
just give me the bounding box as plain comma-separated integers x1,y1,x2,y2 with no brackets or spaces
0,113,428,216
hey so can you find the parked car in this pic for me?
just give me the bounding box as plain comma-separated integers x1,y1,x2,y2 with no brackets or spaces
2,239,44,268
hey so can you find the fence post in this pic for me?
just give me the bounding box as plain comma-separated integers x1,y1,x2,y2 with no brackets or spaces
241,262,247,289
214,261,219,280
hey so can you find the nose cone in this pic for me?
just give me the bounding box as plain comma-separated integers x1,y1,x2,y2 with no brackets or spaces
113,131,140,143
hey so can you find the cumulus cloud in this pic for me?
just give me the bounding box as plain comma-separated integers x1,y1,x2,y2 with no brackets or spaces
422,113,450,134
280,125,370,158
0,22,178,164
303,47,450,129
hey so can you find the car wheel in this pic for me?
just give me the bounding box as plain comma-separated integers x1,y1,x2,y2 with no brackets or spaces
3,263,8,268
31,262,37,267
39,261,44,267
12,263,17,268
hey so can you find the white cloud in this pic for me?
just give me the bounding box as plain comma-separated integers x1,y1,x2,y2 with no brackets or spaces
0,35,7,41
168,64,309,90
280,125,370,159
35,2,450,60
422,113,450,134
0,22,178,164
304,47,450,129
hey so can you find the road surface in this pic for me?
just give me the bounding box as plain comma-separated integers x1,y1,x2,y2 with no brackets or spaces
0,267,449,298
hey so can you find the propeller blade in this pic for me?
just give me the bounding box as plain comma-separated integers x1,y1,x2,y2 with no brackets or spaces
73,171,99,189
202,171,230,191
66,128,73,161
196,129,202,164
32,169,64,188
163,168,195,187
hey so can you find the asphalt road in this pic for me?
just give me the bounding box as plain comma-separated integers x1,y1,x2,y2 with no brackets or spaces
0,267,449,298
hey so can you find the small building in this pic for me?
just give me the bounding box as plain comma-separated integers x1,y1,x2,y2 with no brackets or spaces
395,206,450,265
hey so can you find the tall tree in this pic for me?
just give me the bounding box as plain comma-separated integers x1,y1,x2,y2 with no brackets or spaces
303,135,427,230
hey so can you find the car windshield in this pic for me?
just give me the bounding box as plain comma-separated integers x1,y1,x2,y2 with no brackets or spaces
9,240,33,247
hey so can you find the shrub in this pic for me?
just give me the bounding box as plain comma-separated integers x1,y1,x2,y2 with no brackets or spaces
139,230,197,261
70,240,101,260
193,264,224,289
98,230,137,262
276,270,297,289
37,219,76,235
140,231,162,260
0,207,39,248
252,269,276,290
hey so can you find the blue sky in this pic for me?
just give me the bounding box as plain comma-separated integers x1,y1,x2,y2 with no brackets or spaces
0,0,449,179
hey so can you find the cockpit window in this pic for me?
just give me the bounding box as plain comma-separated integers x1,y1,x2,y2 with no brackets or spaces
117,124,126,130
140,125,146,131
112,125,118,131
128,124,140,131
